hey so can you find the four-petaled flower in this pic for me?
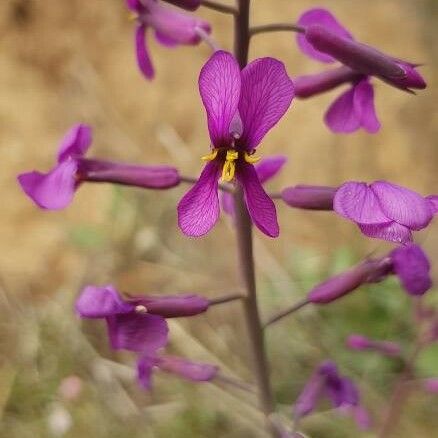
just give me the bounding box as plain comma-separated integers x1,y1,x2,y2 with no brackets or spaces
126,0,211,79
295,8,426,134
178,50,294,238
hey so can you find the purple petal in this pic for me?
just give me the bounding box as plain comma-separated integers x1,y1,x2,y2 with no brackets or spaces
296,8,353,63
371,181,433,230
135,24,154,79
220,191,235,218
177,161,221,237
334,182,389,224
162,0,200,11
352,406,372,430
326,375,359,408
157,356,218,381
154,30,179,47
75,285,134,318
294,370,324,419
391,244,432,296
254,155,287,184
17,160,78,210
106,313,168,353
325,86,362,133
238,58,294,150
137,355,156,390
57,124,92,163
238,163,279,238
131,294,210,317
359,222,412,244
426,195,438,214
126,0,142,12
198,51,241,148
353,80,380,133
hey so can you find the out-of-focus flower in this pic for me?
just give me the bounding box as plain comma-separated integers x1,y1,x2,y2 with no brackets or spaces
178,51,294,237
346,334,401,357
137,354,218,390
423,378,438,394
281,184,336,210
58,375,83,402
293,361,370,430
18,124,180,210
126,0,210,79
295,8,426,133
334,181,436,243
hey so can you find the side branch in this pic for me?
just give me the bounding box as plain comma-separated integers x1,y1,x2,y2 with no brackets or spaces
250,23,305,37
201,0,238,15
264,298,310,328
209,293,244,306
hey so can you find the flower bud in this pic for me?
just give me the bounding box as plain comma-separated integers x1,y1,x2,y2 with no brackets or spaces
347,334,401,357
156,356,218,381
281,185,336,210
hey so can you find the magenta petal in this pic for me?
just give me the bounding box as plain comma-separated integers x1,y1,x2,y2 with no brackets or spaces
294,371,324,419
57,124,92,163
155,30,178,47
297,8,353,63
371,181,433,230
353,80,380,133
177,161,221,237
359,222,412,244
238,163,279,237
325,86,362,133
334,182,389,224
239,58,294,150
157,356,218,381
220,191,235,218
18,160,78,210
75,285,134,318
162,0,201,11
126,0,142,11
391,244,432,296
199,51,241,148
137,356,156,390
255,155,287,184
426,195,438,214
107,313,168,353
135,24,154,79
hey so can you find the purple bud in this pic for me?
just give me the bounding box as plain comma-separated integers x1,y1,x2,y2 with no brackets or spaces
347,334,401,357
79,159,180,189
156,355,218,381
294,66,363,98
384,61,427,91
391,244,432,296
281,185,336,210
129,294,209,318
346,334,370,350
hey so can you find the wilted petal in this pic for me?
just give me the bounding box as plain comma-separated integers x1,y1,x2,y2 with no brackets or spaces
135,24,154,79
157,356,218,381
76,285,133,318
57,124,92,163
199,51,241,148
238,163,279,238
359,222,412,244
18,160,78,210
353,80,380,133
325,86,362,133
107,313,168,353
255,155,287,184
426,195,438,214
391,243,432,295
371,181,433,230
137,356,156,390
177,161,221,237
334,182,389,224
239,58,294,150
296,8,353,63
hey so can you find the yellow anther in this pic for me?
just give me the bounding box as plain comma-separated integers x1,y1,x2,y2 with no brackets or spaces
244,152,261,164
135,305,148,314
221,149,239,182
201,149,219,162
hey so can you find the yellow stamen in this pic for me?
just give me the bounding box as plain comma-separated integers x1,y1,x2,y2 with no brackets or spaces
244,152,261,164
135,305,148,314
201,149,218,162
221,149,238,182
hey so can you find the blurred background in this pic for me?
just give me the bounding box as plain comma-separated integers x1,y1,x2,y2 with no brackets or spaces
0,0,437,436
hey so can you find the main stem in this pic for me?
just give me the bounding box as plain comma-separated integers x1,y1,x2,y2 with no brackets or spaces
233,0,276,434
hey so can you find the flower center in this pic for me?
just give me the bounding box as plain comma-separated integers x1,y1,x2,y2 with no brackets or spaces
201,148,261,182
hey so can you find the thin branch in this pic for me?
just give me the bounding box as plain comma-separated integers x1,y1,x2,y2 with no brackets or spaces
249,23,305,37
209,293,244,306
201,0,238,15
180,175,235,193
196,27,220,52
264,298,310,328
215,373,257,394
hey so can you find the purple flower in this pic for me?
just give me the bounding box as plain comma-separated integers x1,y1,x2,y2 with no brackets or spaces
18,124,180,210
281,184,336,210
137,354,218,390
126,0,210,79
334,181,436,243
295,8,426,133
221,155,287,219
294,361,369,430
178,51,294,238
346,334,401,357
423,378,438,394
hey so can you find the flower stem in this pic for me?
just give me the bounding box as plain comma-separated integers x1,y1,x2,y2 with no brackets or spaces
232,4,276,434
209,293,244,306
249,23,305,37
264,298,310,328
201,0,238,15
